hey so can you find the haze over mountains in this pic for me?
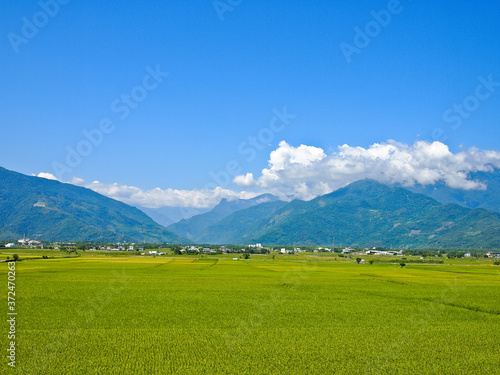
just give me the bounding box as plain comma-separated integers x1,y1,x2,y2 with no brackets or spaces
137,205,211,228
1,166,500,248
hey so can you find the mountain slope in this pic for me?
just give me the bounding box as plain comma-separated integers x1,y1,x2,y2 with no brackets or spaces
195,200,288,244
198,180,500,248
167,194,280,241
0,167,187,243
138,205,211,227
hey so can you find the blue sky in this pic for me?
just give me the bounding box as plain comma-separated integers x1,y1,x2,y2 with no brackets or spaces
1,0,500,208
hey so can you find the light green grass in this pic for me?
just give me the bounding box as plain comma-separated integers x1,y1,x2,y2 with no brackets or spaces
1,253,499,374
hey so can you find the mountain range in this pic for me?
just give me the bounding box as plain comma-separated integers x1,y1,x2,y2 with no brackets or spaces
167,194,281,241
1,165,500,248
139,170,500,229
167,179,500,248
0,167,186,243
137,205,211,227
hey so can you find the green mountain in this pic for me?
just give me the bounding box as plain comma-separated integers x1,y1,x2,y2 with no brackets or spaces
0,167,187,243
190,180,500,248
167,194,280,241
195,200,288,244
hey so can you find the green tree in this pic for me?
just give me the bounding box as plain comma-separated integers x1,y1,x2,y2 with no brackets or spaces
13,254,19,261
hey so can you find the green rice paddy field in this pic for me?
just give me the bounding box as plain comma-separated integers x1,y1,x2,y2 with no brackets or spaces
2,252,500,374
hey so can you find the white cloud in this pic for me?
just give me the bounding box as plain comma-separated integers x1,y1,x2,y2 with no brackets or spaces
68,179,258,209
36,172,258,209
37,172,59,181
267,141,326,171
70,177,85,185
38,139,500,208
233,140,500,200
233,172,256,187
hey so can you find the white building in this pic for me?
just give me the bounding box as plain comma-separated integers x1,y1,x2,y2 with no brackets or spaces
248,244,262,249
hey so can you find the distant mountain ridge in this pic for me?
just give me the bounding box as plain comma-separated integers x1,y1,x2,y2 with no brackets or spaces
252,180,500,248
195,199,288,244
0,167,187,243
167,194,281,241
407,169,500,212
168,179,500,248
2,165,499,248
137,205,211,227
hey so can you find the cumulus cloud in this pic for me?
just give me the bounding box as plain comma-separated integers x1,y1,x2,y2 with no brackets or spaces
233,140,500,200
38,140,500,208
36,172,59,181
233,173,256,187
70,177,85,185
68,179,258,209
